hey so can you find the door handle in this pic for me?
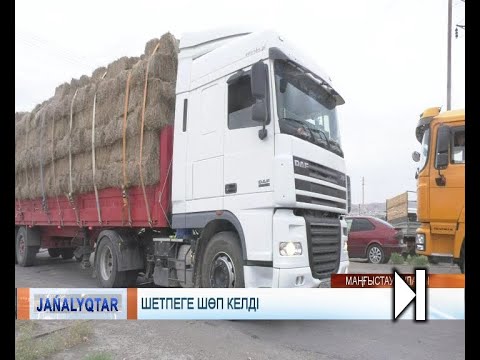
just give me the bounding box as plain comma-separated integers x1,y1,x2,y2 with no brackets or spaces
225,183,237,194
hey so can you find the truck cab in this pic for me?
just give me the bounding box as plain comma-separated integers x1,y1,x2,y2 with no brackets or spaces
413,107,465,272
171,29,350,287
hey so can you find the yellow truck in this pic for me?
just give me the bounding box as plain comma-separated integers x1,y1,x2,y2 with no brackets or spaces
412,107,465,273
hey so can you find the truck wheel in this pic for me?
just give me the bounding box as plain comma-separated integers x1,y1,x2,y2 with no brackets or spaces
48,248,61,258
95,232,137,288
200,231,244,288
367,244,385,264
16,227,39,267
60,248,75,260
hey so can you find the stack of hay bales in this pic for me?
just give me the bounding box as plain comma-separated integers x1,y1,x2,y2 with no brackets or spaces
15,33,179,200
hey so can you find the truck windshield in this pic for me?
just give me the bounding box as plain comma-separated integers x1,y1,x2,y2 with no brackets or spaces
274,60,342,156
418,128,430,171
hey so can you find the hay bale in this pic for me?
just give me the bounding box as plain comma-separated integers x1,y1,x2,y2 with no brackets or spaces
15,33,178,200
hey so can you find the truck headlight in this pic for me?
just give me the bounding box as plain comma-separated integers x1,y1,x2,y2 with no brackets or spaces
416,233,425,244
279,242,303,256
416,233,425,251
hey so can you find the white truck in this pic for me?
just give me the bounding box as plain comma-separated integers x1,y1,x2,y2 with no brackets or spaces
15,28,350,288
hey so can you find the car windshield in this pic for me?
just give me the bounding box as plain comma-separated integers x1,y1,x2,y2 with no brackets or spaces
274,60,342,155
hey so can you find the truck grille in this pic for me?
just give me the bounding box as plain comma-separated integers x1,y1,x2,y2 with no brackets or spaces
293,156,346,186
304,216,341,279
293,157,347,212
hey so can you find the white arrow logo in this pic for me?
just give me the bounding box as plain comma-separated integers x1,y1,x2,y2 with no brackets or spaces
394,269,427,321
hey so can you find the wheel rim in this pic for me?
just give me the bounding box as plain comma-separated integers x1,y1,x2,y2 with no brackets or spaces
99,245,114,281
369,246,382,264
17,234,26,258
209,252,236,288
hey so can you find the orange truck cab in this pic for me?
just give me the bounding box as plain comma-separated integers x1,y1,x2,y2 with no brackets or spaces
412,107,465,273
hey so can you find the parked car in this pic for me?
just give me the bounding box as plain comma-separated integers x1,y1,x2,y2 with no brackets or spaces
345,216,407,264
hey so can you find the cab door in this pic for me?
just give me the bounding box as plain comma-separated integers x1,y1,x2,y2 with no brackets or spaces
429,124,465,223
186,81,226,212
223,67,274,201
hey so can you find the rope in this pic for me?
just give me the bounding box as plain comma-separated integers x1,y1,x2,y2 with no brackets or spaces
122,70,133,226
38,108,52,223
92,72,107,225
24,114,29,201
158,159,172,228
51,106,63,226
68,89,78,197
39,108,48,214
139,42,160,227
67,89,80,225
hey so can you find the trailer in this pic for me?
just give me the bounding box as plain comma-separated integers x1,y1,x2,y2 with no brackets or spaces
385,191,420,255
16,28,351,288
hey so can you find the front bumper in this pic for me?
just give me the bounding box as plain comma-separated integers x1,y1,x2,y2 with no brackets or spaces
244,260,349,288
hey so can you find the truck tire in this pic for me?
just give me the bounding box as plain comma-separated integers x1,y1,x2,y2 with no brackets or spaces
60,248,75,260
48,248,61,258
200,231,245,288
367,244,385,264
95,232,138,288
16,227,39,267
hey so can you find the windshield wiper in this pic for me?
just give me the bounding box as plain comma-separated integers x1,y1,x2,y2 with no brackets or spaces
307,126,329,146
279,117,329,149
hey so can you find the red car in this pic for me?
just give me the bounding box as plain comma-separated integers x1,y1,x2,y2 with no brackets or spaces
345,216,406,264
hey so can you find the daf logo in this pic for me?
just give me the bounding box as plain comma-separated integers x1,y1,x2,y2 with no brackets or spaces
258,179,270,188
294,160,309,169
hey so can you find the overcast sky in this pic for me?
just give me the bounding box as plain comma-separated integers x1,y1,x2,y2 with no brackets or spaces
15,0,465,204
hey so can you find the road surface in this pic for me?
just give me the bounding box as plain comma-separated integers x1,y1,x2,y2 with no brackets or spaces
16,251,464,360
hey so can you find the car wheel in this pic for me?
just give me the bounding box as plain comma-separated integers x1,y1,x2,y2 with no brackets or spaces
367,244,385,264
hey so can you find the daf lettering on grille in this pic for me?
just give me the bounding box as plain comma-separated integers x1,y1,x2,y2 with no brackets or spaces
294,160,309,169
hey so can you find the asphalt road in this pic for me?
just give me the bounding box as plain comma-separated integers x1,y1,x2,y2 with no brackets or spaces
14,251,461,288
15,251,464,360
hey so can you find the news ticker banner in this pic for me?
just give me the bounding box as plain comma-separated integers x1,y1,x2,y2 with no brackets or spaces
16,274,464,321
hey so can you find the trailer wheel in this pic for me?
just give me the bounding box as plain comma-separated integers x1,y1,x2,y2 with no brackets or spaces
95,232,137,288
48,248,61,258
16,227,39,267
367,244,385,264
200,231,244,288
60,248,75,260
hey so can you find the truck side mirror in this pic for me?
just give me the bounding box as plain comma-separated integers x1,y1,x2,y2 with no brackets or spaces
252,100,266,122
412,151,420,162
251,61,267,99
251,61,268,140
435,126,450,169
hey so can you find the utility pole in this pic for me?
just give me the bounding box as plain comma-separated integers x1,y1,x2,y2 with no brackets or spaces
447,0,453,110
